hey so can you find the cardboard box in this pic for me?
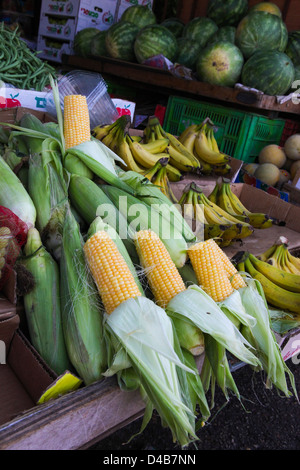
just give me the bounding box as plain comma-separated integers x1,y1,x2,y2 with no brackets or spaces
38,13,77,41
40,0,80,17
76,0,118,32
37,36,74,63
236,167,290,201
0,86,47,112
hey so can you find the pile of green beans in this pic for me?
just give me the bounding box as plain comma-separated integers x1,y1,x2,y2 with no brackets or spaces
0,22,56,91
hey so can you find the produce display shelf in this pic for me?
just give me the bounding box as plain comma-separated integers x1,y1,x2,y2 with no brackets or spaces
163,96,286,163
63,55,300,116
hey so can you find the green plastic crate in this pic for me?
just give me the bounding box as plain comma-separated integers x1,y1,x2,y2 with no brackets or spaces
163,96,286,163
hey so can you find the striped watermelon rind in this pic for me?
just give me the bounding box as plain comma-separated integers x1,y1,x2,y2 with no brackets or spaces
74,28,100,57
235,11,288,59
241,50,295,96
196,41,244,87
211,26,236,45
120,5,156,29
182,17,218,49
175,38,201,71
285,32,300,67
90,31,108,58
105,21,140,61
161,17,185,38
134,24,178,64
207,0,248,27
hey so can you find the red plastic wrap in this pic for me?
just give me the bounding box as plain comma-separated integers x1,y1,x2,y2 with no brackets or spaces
0,206,28,290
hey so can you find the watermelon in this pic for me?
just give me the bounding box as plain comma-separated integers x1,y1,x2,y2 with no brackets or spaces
207,0,248,27
90,31,108,58
241,50,295,96
235,11,288,58
196,41,244,87
120,5,156,29
73,28,100,57
161,17,185,38
285,31,300,67
182,17,218,49
211,26,236,44
175,38,201,71
134,24,178,63
249,2,282,17
105,21,140,61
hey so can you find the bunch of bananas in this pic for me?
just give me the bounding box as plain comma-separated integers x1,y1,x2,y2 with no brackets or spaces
178,182,254,247
235,248,300,314
257,238,300,275
92,115,202,182
178,120,232,176
208,179,274,229
142,157,178,203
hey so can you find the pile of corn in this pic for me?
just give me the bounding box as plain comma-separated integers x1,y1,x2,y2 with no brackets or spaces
0,91,296,448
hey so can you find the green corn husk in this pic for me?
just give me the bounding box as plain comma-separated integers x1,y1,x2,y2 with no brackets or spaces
27,137,68,261
18,227,70,375
87,216,144,295
103,295,198,447
101,185,188,268
60,205,107,385
118,169,197,243
0,156,36,229
238,278,298,398
68,174,138,263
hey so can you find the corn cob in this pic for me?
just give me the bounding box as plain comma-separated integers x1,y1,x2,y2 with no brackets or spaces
207,238,246,290
84,230,142,314
19,227,70,375
134,229,204,356
188,239,234,302
64,94,91,149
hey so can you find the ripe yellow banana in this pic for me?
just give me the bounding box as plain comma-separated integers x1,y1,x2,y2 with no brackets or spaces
223,182,273,229
117,132,146,173
248,253,300,293
194,129,230,165
180,128,198,154
92,119,120,141
207,183,220,205
166,163,182,182
207,127,220,153
217,184,251,224
287,249,300,272
139,138,169,154
128,139,168,169
244,256,300,314
101,124,120,150
152,166,178,203
166,145,200,172
178,124,200,143
257,244,277,262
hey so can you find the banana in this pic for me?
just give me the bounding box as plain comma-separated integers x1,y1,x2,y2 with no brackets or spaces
178,124,200,143
127,139,168,169
92,119,120,141
194,128,230,165
139,138,169,154
266,245,282,270
208,127,220,153
248,253,300,293
287,250,300,272
217,184,251,224
244,256,300,314
152,166,178,203
204,223,227,240
101,123,120,150
207,182,220,204
257,244,277,261
166,163,182,182
192,191,206,225
213,164,231,175
117,132,146,174
223,182,273,229
166,144,200,172
143,158,166,181
193,149,213,175
180,128,198,154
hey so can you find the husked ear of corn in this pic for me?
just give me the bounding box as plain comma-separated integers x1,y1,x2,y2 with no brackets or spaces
84,230,142,315
19,227,71,375
208,239,246,290
188,239,234,303
60,205,107,385
64,94,91,149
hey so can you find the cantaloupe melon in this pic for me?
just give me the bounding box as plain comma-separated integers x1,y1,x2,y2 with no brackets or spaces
254,163,280,186
244,163,259,175
258,144,286,168
284,134,300,161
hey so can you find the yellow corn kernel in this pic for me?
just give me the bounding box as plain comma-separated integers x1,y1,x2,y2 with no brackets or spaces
64,95,91,150
208,239,246,289
188,239,234,302
134,229,186,308
83,230,142,314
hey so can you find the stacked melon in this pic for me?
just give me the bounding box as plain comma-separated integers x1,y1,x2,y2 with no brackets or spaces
244,134,300,187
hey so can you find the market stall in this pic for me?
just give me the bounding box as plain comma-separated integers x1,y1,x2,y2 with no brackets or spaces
0,0,300,451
